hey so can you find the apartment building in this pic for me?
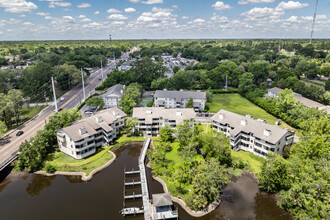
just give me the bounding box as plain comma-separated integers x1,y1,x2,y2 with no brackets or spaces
56,107,126,159
211,109,294,157
101,84,124,108
154,89,206,111
132,107,196,136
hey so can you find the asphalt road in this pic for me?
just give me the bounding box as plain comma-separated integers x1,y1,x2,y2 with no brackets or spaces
0,61,116,166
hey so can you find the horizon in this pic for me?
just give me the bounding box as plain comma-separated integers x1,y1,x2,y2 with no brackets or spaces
0,0,330,40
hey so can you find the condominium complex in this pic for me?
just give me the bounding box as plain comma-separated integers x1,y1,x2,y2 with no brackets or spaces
132,107,196,136
154,89,206,111
211,109,294,157
101,84,125,108
56,107,126,159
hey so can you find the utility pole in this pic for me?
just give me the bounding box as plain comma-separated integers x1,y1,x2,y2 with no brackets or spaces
224,75,228,91
51,76,58,112
81,68,86,101
310,0,319,44
101,59,104,80
109,34,112,50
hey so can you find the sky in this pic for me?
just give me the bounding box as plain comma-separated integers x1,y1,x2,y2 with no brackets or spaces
0,0,329,40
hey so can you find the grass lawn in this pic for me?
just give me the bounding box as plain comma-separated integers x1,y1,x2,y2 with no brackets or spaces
19,106,46,118
207,93,293,130
231,150,265,174
43,135,151,176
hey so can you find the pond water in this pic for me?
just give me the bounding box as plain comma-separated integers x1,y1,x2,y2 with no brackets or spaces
0,142,291,220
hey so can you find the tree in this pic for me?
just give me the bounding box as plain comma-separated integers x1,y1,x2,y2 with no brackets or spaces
7,89,23,127
146,100,153,107
54,64,80,90
186,98,193,108
123,117,138,135
238,72,255,95
172,66,180,73
85,97,105,109
259,153,291,193
248,61,270,85
159,126,174,143
325,78,330,91
0,120,7,134
119,83,142,115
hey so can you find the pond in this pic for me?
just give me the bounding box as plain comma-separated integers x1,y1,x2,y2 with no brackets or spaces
0,142,291,220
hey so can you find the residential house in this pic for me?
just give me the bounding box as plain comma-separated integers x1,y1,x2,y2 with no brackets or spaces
154,89,206,111
101,84,124,108
211,109,294,157
56,107,126,159
132,107,196,136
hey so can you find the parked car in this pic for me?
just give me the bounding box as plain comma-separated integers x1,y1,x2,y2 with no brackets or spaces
60,97,65,102
16,131,24,136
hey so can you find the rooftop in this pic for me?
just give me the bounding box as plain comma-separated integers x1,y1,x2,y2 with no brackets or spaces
211,109,293,144
58,107,126,142
133,107,196,124
152,193,173,207
101,84,124,98
154,90,206,101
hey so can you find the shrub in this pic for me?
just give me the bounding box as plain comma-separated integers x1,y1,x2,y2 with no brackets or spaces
45,164,56,173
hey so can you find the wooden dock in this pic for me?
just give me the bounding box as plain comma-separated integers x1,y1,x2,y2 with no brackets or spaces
125,169,140,176
124,192,143,200
124,180,141,187
120,207,144,216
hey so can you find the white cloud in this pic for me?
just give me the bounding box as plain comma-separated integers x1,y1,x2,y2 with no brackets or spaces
238,0,274,4
277,1,308,10
142,0,163,5
151,7,174,12
129,0,140,3
81,18,92,22
241,7,285,20
182,16,189,19
94,11,100,15
19,14,26,17
107,8,122,13
62,16,74,20
210,14,229,23
112,21,125,25
286,16,298,22
36,12,49,16
192,18,205,23
0,0,38,13
77,15,86,18
124,7,136,13
77,3,91,8
49,2,71,8
107,14,128,20
137,11,175,23
212,1,231,10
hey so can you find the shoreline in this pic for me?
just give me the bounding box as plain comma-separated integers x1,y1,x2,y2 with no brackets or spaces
146,162,220,217
35,151,116,181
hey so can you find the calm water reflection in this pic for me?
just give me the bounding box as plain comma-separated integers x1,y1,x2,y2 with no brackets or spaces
0,143,291,220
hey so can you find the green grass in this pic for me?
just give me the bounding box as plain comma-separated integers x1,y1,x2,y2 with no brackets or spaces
43,135,150,176
19,106,46,118
207,94,294,130
231,150,265,174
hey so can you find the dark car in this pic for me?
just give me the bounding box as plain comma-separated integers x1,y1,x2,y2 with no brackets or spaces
57,108,63,112
16,131,24,136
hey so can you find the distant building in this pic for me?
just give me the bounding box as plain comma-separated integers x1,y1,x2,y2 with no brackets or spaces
101,84,124,108
132,107,196,136
56,107,126,159
154,89,206,111
152,193,178,219
211,109,294,157
266,87,329,113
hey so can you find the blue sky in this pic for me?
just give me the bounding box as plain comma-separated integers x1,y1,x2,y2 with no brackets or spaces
0,0,329,40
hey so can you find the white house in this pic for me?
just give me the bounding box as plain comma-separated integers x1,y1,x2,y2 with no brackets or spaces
101,84,125,108
132,107,196,136
154,89,206,111
56,107,126,159
211,109,294,157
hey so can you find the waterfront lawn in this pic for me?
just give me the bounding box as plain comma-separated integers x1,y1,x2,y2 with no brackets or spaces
231,150,265,174
44,135,150,176
44,146,114,176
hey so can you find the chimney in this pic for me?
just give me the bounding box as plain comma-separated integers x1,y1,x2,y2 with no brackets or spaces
180,89,183,92
96,116,103,123
146,109,152,114
219,113,224,120
176,111,182,116
113,111,118,116
120,89,123,94
241,119,247,126
197,90,201,92
163,88,167,91
264,129,271,136
79,127,87,135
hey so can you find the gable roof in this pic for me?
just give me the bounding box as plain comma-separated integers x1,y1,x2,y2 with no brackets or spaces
211,109,293,144
154,90,206,101
101,84,124,98
267,87,282,95
58,107,126,142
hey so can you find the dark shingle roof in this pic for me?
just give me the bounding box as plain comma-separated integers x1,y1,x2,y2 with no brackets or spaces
154,90,206,101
